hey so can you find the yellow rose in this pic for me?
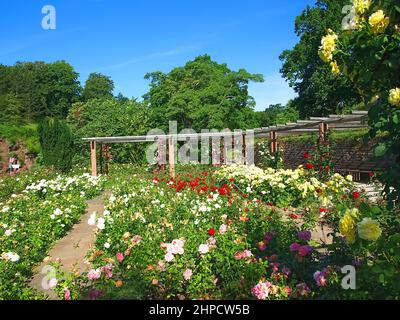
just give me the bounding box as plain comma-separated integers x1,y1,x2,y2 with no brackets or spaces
318,30,338,62
369,10,390,34
357,218,382,241
339,212,357,244
388,88,400,107
330,61,341,75
353,0,372,15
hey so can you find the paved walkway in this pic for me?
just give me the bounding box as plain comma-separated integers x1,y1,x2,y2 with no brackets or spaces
29,192,109,300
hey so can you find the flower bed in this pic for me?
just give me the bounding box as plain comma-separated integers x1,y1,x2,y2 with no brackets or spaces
51,165,400,300
0,172,105,299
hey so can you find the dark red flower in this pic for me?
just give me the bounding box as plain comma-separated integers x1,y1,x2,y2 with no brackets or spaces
303,152,310,159
208,228,216,236
352,191,361,200
306,163,314,170
319,208,327,213
369,172,374,178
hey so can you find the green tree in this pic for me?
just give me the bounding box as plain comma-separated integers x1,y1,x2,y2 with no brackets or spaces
0,61,81,120
280,0,362,118
143,55,263,131
0,93,24,124
38,118,74,172
67,98,150,164
83,73,114,101
257,103,299,127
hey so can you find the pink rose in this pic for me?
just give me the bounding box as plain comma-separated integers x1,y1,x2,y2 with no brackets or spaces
116,252,124,263
219,224,227,235
64,288,71,301
183,268,193,281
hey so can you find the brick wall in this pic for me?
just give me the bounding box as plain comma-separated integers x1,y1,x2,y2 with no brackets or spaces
275,138,394,181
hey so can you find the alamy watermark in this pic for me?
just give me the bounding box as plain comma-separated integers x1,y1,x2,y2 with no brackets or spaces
145,121,255,166
41,5,56,30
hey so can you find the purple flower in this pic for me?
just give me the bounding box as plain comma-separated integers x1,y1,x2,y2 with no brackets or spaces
264,232,274,243
298,245,313,257
295,283,311,296
282,266,291,277
298,230,312,242
313,270,328,287
290,243,302,252
89,288,103,300
352,258,363,267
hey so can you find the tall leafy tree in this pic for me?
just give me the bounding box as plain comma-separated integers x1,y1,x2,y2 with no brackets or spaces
83,73,114,101
280,0,362,118
143,55,263,131
0,61,81,120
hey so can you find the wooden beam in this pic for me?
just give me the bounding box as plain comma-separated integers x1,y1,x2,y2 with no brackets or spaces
269,131,278,153
168,138,176,178
242,133,247,165
90,141,97,177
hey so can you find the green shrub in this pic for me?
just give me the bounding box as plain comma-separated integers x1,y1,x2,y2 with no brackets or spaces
38,118,75,172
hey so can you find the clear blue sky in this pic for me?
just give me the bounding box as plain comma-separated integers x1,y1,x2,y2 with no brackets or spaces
0,0,315,111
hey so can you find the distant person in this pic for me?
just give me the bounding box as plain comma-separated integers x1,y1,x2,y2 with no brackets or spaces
8,157,15,174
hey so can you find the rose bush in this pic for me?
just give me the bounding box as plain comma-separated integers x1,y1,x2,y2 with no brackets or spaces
0,172,105,299
51,164,398,300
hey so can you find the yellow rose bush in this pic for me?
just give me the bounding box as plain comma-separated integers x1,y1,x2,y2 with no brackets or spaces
319,0,400,209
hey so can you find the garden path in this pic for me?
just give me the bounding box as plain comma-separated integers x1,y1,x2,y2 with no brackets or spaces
29,191,110,300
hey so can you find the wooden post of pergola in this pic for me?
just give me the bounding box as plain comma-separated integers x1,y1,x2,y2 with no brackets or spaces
242,133,247,165
168,137,176,178
319,123,329,143
269,131,278,153
90,141,97,177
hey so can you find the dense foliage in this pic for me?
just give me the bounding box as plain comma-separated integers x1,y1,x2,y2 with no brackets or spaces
38,118,75,172
318,0,400,207
67,98,151,164
280,0,362,118
82,73,115,102
0,61,81,121
143,55,264,131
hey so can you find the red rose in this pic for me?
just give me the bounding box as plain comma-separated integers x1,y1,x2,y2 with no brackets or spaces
325,166,331,171
369,172,374,178
303,152,310,159
306,163,314,170
319,208,327,213
208,228,216,236
352,191,361,200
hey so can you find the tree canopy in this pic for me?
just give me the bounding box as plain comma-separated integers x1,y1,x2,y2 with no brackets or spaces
280,0,362,118
143,55,264,131
83,72,115,101
0,61,81,121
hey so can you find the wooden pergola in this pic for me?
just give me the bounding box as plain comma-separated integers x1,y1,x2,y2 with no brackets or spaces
83,110,368,177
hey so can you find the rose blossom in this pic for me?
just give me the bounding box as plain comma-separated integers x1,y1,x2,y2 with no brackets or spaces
298,245,313,257
290,243,301,252
219,224,227,235
165,252,174,262
64,288,71,300
116,252,124,263
313,270,328,287
251,281,271,300
298,230,312,242
183,269,193,281
198,244,210,255
88,268,101,280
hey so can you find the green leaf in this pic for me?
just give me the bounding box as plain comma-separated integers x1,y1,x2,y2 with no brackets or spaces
393,114,399,125
374,144,387,157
